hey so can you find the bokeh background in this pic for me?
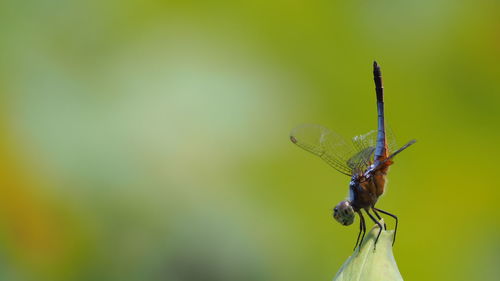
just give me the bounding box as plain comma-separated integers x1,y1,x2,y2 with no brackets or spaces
1,0,499,280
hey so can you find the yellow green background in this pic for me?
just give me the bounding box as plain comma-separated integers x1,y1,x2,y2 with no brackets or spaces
1,1,499,280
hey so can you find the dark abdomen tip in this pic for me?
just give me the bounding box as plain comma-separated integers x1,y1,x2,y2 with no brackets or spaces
373,61,382,77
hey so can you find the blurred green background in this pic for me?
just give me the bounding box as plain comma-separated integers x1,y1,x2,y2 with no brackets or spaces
1,0,499,280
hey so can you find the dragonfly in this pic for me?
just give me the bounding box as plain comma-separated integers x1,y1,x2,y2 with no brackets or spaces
290,62,415,250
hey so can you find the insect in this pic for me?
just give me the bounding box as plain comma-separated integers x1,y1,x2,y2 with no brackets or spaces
290,62,415,250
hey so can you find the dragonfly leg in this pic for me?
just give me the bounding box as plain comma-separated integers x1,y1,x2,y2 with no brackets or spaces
365,209,383,251
371,208,387,230
373,207,398,246
354,211,366,251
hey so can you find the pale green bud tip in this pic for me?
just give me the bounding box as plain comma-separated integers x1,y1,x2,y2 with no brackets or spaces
333,220,403,281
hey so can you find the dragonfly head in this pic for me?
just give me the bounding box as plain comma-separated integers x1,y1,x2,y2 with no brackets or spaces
333,200,355,226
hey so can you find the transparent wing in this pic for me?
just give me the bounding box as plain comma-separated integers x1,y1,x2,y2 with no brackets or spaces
290,124,354,176
349,129,398,172
347,146,375,172
386,126,398,152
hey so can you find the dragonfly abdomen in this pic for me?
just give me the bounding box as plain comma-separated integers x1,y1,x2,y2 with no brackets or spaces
373,61,389,162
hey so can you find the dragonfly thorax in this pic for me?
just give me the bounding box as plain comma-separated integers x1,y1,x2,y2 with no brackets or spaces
349,174,367,204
